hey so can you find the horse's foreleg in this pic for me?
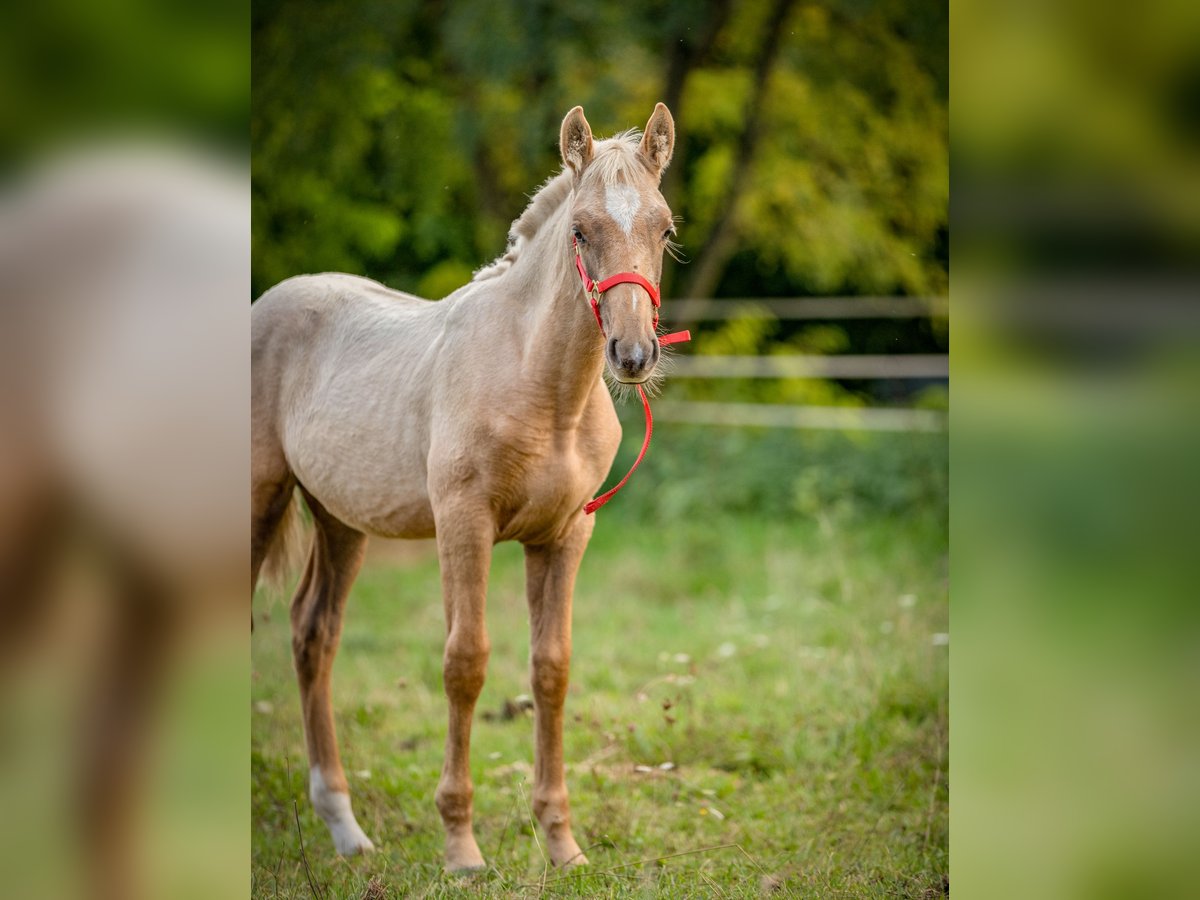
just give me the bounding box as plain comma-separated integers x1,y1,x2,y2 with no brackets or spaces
523,514,593,867
433,509,493,872
289,495,373,855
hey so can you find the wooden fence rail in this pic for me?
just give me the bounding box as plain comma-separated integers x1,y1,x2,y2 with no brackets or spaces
669,354,948,380
662,296,949,322
648,296,948,432
651,401,946,433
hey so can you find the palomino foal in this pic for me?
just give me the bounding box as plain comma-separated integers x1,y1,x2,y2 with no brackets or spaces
252,104,679,870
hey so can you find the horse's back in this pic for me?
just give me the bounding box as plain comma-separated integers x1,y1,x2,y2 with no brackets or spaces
253,272,440,374
295,272,429,308
254,272,430,330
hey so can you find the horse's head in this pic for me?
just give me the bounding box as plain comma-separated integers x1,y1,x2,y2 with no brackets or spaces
561,104,677,385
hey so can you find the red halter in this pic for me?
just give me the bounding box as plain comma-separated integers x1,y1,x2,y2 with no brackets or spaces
573,236,691,514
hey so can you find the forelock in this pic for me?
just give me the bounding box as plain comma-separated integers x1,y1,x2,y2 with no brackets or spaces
584,131,650,188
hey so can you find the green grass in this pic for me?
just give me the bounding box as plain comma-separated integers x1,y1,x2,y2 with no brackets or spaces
252,511,947,898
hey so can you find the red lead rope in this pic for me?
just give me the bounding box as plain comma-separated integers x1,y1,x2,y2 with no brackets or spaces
574,237,691,514
583,383,654,514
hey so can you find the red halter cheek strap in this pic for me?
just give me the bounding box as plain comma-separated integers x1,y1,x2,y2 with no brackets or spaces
573,237,691,514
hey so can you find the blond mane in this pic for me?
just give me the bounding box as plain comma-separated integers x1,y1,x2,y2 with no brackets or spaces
473,131,646,282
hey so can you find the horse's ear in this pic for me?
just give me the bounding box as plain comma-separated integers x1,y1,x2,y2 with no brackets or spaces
560,106,594,175
639,102,675,178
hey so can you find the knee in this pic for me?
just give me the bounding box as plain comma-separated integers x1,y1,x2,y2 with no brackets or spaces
435,780,474,823
443,632,489,697
531,648,571,702
532,787,569,825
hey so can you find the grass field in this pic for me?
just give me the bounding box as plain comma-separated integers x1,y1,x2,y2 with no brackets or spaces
251,509,947,898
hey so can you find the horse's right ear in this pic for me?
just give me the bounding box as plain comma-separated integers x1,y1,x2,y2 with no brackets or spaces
560,106,594,175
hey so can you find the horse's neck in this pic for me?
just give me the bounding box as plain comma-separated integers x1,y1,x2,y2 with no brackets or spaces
488,201,608,429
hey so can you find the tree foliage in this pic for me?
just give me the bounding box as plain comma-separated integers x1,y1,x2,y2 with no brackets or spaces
252,0,946,303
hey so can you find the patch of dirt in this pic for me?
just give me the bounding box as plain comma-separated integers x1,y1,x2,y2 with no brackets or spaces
481,695,535,722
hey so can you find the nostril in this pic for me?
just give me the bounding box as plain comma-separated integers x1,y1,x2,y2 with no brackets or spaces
607,338,618,359
650,341,661,365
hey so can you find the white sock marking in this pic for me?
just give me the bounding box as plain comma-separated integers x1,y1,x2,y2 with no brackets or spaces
605,182,640,234
310,766,375,855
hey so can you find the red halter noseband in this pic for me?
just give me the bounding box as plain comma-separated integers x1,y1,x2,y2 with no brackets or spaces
573,236,690,514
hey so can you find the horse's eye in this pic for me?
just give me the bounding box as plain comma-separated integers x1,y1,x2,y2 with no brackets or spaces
663,226,676,241
572,226,586,244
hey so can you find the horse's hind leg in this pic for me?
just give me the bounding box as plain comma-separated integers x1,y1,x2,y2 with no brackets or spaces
289,491,373,855
250,425,296,593
523,515,592,867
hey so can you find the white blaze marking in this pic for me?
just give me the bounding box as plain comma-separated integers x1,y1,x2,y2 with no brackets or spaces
605,182,641,235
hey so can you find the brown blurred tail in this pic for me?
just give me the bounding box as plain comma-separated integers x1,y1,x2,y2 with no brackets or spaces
260,489,306,595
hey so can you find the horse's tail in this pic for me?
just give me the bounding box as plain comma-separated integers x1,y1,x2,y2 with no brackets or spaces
261,488,306,596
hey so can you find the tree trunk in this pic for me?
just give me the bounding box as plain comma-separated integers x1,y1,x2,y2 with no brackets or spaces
659,0,734,297
677,0,796,304
659,0,733,201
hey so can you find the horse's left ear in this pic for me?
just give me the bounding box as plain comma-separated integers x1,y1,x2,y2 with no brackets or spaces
639,102,675,178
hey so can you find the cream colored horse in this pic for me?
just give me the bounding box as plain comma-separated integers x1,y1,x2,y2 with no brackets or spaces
252,104,678,870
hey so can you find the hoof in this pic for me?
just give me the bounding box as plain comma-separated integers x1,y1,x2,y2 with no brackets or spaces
444,830,485,873
548,835,588,868
330,820,375,856
556,850,589,868
446,862,487,877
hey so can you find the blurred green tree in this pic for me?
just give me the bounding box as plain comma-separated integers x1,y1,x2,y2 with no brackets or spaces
252,0,946,306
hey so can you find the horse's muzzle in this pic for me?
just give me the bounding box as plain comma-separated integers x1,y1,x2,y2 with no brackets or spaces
607,336,660,383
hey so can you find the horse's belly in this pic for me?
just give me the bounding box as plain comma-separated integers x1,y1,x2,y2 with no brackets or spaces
286,420,435,539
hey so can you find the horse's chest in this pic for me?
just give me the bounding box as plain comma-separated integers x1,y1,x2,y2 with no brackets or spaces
489,425,615,542
497,445,588,522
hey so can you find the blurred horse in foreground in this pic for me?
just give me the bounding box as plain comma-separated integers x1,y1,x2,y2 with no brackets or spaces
0,146,247,899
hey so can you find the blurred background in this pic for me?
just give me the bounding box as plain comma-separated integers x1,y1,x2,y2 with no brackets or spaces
953,1,1200,898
